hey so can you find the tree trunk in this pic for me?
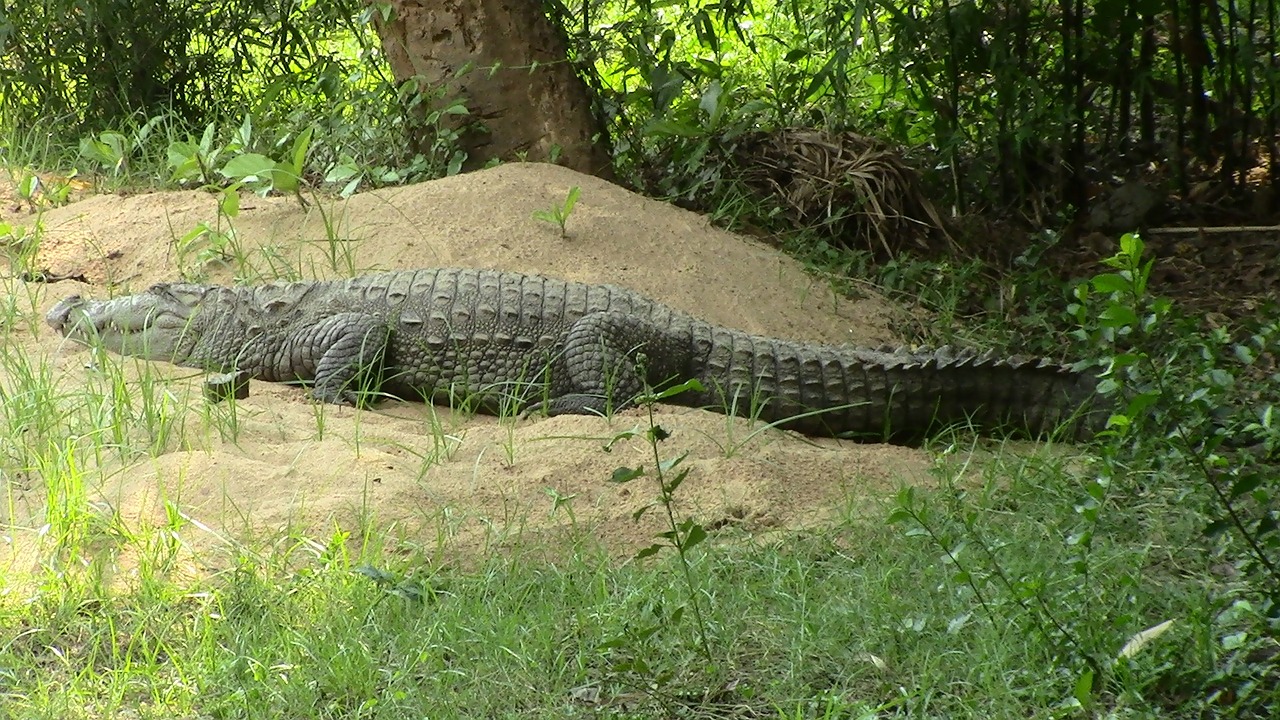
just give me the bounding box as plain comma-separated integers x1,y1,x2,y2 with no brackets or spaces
372,0,613,178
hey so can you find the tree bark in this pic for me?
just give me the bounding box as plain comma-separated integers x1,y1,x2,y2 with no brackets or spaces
372,0,613,178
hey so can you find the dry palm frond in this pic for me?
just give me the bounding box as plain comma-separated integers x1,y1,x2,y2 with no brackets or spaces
729,128,952,257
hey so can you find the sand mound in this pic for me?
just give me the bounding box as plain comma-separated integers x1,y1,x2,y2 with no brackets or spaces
3,163,939,564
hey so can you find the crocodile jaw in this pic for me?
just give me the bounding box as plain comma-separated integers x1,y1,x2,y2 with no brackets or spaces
45,285,206,362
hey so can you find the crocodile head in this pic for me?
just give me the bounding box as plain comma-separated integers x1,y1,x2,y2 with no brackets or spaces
46,284,213,362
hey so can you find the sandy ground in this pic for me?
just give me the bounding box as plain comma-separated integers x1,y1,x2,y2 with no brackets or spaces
1,163,948,568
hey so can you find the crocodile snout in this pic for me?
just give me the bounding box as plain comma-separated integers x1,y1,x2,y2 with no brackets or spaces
45,295,88,335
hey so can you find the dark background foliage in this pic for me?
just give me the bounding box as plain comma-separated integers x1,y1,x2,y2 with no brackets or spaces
3,0,1277,225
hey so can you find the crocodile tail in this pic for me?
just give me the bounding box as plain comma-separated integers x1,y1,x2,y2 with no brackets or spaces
692,335,1103,443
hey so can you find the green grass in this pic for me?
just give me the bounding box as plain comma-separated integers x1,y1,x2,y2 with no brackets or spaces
0,445,1252,719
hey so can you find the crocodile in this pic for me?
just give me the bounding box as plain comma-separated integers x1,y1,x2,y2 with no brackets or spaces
45,267,1103,444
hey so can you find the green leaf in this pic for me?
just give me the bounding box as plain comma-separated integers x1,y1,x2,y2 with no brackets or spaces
1135,257,1155,295
354,564,395,584
1119,232,1144,259
325,161,360,184
1073,669,1095,706
1085,479,1108,500
166,140,197,168
270,164,299,193
198,122,217,153
894,487,916,508
1257,514,1277,534
446,151,466,176
681,522,707,550
946,612,972,634
178,224,209,247
16,174,38,199
657,454,687,473
693,10,719,52
78,138,111,165
217,187,240,217
1206,368,1233,388
1090,273,1131,294
602,428,640,451
1221,631,1248,650
134,114,165,144
610,466,644,484
1124,391,1158,416
699,80,723,119
290,126,314,174
664,467,690,495
653,378,705,400
643,119,703,138
1099,304,1139,328
803,50,841,102
231,113,254,151
1105,413,1131,429
1229,473,1263,500
219,153,277,180
101,132,128,158
1110,352,1142,369
886,508,913,524
562,186,580,215
633,544,663,561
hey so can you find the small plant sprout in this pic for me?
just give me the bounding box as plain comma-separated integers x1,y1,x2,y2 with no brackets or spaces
0,220,43,278
533,185,581,237
173,184,248,279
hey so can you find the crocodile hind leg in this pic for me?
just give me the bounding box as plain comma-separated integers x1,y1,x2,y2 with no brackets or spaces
531,310,680,417
304,313,393,405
